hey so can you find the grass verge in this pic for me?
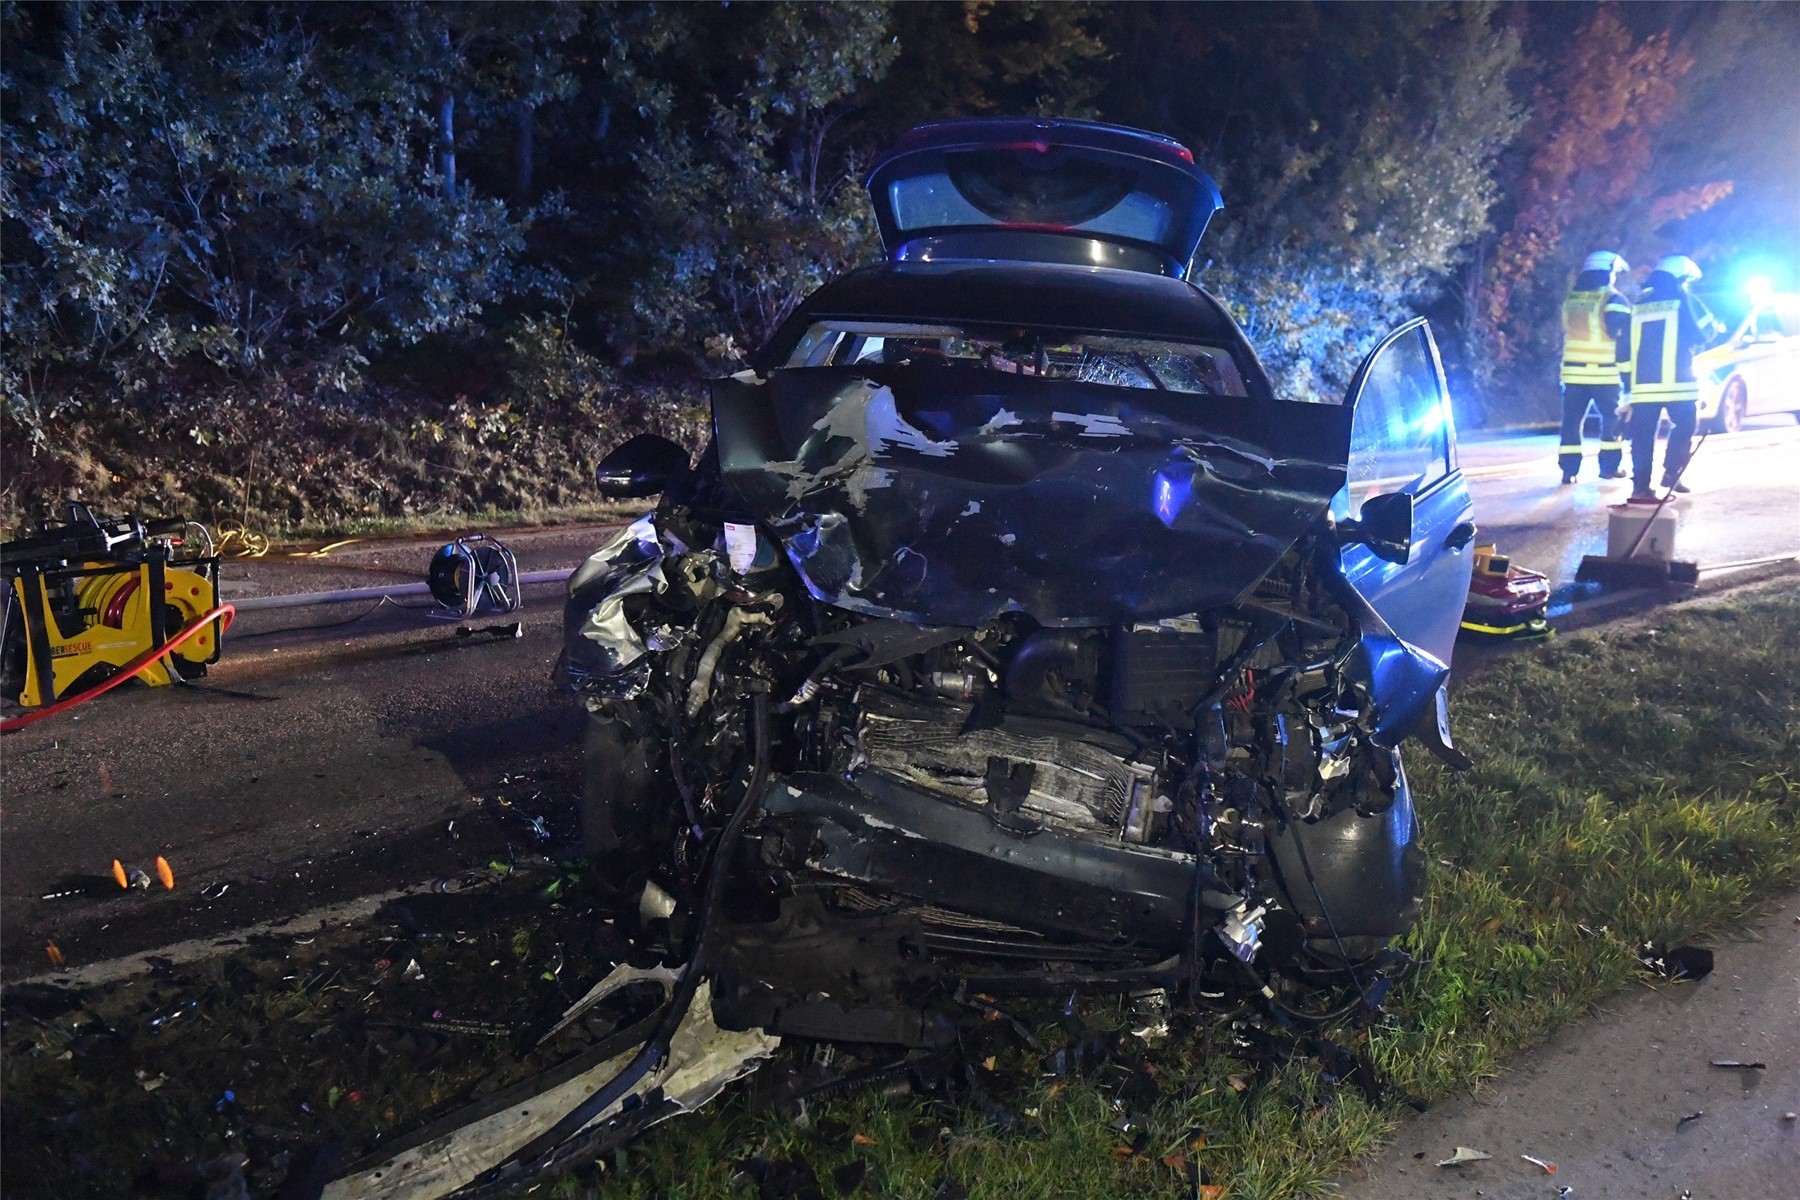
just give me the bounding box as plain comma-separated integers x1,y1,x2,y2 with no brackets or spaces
4,586,1797,1199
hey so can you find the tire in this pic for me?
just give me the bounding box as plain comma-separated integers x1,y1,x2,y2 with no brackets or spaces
579,710,667,861
1707,377,1748,434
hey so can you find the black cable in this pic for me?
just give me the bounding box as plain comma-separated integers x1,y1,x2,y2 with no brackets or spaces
481,688,772,1182
1285,820,1374,1013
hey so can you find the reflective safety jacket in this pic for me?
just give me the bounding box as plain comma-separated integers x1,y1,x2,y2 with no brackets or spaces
1560,286,1632,386
1630,274,1723,404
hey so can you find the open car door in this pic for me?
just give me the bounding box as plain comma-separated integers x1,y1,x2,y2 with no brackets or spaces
1336,319,1477,669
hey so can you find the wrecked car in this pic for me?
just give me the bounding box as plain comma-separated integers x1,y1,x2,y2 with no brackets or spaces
535,117,1477,1182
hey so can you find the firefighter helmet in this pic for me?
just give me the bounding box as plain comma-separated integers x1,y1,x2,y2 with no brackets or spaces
1654,254,1702,283
1582,250,1628,277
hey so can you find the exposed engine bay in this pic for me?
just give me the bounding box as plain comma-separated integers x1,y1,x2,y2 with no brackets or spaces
560,500,1440,1051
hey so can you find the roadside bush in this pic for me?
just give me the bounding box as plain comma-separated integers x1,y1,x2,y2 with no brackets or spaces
0,3,546,397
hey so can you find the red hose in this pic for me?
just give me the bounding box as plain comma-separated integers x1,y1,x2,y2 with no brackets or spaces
1,603,236,734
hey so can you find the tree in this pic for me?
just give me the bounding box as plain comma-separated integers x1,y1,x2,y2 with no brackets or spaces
1,2,544,400
1471,4,1698,409
1101,2,1524,401
625,2,900,355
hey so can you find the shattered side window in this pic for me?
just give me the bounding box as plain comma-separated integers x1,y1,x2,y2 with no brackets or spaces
779,322,1249,397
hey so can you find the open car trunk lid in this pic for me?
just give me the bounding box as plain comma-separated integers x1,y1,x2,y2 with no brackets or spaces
864,118,1224,280
714,366,1352,627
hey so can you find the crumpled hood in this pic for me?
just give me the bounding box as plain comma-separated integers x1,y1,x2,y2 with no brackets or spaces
714,367,1353,626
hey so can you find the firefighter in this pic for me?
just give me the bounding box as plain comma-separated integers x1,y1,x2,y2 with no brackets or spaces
1557,250,1633,484
1625,255,1725,503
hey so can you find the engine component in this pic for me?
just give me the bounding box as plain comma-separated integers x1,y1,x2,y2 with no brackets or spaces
1110,621,1216,727
855,688,1147,834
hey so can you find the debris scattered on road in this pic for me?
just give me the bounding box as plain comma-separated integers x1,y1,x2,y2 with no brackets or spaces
402,958,425,982
155,855,175,889
44,940,64,967
1436,1146,1492,1167
1638,943,1715,981
1520,1153,1557,1173
1676,1110,1706,1130
1708,1059,1766,1070
1782,1111,1797,1123
455,620,524,640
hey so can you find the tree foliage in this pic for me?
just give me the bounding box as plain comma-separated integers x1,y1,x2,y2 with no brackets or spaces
1470,2,1800,416
3,0,1795,486
0,2,542,399
626,1,899,356
1473,5,1697,393
1103,2,1523,401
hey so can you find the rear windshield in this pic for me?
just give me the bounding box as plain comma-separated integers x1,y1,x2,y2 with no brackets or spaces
781,321,1250,397
879,145,1211,269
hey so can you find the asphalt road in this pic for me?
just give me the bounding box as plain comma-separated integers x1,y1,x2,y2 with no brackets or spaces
1455,416,1800,608
2,418,1796,980
1334,892,1800,1200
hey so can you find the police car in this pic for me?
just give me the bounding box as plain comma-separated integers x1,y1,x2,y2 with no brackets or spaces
1695,292,1800,432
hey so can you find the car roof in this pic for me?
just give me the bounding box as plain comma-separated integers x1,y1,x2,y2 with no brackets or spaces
760,260,1252,370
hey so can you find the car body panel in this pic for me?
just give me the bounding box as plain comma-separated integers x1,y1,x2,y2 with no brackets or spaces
713,364,1353,627
1695,294,1800,424
1335,320,1475,668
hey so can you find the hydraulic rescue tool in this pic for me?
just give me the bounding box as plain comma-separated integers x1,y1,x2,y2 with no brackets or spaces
1460,543,1552,638
0,502,223,708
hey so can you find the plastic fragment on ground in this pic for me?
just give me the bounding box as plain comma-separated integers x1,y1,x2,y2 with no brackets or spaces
1520,1153,1557,1173
155,855,176,889
45,941,65,967
535,962,679,1047
1708,1059,1766,1069
321,980,777,1200
1638,943,1714,981
1435,1146,1492,1167
1677,1110,1705,1130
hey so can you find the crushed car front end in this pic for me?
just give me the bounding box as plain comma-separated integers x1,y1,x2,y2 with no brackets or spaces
560,259,1460,1048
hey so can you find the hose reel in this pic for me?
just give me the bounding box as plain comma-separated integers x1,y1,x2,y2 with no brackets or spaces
427,534,522,619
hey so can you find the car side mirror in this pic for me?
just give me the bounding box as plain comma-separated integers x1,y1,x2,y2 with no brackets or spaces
1338,490,1414,564
594,434,691,499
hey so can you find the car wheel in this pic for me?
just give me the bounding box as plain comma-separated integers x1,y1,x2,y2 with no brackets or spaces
1716,378,1748,433
580,710,667,862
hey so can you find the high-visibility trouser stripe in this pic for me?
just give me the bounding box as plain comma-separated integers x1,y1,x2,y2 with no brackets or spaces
1559,444,1584,454
1628,384,1699,403
1562,362,1620,384
1598,441,1624,450
1563,341,1616,361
